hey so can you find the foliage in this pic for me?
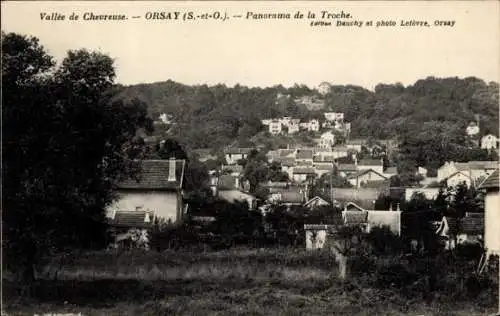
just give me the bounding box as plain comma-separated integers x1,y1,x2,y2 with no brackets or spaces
2,32,151,283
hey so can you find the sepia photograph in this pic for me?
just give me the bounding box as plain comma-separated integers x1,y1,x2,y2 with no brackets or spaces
2,1,500,315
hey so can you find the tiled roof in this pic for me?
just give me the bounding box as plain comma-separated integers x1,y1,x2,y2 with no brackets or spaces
347,169,387,180
384,167,398,174
296,149,313,159
118,159,185,190
313,156,336,162
276,157,296,166
337,163,357,172
343,211,368,225
109,211,152,228
279,149,296,157
358,159,383,166
315,165,334,171
456,161,499,171
479,169,499,189
278,189,304,204
347,139,367,145
224,147,253,155
293,167,316,174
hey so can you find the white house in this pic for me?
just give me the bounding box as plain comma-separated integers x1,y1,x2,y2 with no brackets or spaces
292,166,316,182
435,213,484,250
479,169,500,257
324,112,344,122
481,134,499,150
466,122,480,136
106,158,186,224
269,120,282,135
443,171,472,188
288,119,300,134
224,147,253,165
437,161,499,185
301,119,320,132
319,131,336,149
347,169,388,188
357,159,384,174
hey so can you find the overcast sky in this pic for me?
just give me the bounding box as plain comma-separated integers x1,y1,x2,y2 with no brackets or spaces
2,1,499,89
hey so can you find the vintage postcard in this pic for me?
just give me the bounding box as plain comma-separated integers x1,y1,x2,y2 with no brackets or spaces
2,1,500,315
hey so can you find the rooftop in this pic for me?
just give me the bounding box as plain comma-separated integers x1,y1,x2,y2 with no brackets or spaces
117,159,185,190
479,169,499,189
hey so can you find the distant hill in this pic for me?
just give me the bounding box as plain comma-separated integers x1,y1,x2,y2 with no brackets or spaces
117,77,499,151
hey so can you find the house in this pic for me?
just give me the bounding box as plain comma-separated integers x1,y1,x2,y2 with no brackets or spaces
295,149,314,164
324,112,344,122
300,119,320,132
319,131,336,149
435,213,484,250
332,146,349,159
481,134,499,150
269,120,282,135
288,119,300,134
404,187,440,201
314,164,334,178
442,171,472,188
383,166,398,178
347,169,388,189
268,187,306,205
224,147,253,165
292,166,316,182
192,149,217,162
437,161,499,184
479,169,500,257
336,163,358,178
304,196,330,210
466,121,479,136
346,138,367,152
342,202,401,235
357,159,384,174
216,174,256,209
107,210,153,249
106,158,186,224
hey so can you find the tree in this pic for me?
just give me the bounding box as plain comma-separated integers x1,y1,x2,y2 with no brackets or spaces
2,33,150,285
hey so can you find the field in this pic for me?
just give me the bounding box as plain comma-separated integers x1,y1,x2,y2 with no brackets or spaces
3,248,498,316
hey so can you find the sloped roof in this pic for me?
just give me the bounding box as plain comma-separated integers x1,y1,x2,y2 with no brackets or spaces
314,156,336,162
296,149,314,160
315,165,334,171
304,196,330,207
117,159,185,190
337,163,357,172
222,164,243,173
276,157,296,166
455,161,499,171
224,147,253,155
293,167,316,174
347,169,387,180
384,167,398,174
108,211,152,228
279,149,296,157
343,211,368,225
358,159,383,166
280,190,304,204
479,169,499,189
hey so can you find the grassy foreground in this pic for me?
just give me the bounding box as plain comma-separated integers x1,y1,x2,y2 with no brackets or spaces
3,248,498,316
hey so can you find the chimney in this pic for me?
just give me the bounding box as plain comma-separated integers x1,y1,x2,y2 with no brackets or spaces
168,157,176,182
396,203,401,212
